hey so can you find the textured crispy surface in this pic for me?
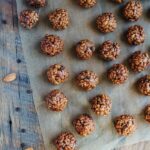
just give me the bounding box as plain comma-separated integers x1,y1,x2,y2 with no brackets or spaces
26,0,46,7
78,0,96,8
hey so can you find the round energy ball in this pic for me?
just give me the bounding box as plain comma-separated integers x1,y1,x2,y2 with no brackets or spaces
76,70,99,91
73,114,95,136
114,0,124,3
99,40,120,61
26,0,46,8
54,132,76,150
137,75,150,96
19,9,39,29
45,89,68,111
107,64,129,84
78,0,96,8
144,105,150,123
123,0,143,21
47,64,69,85
129,51,150,72
48,9,70,30
90,94,112,116
40,34,64,56
96,13,117,33
114,115,136,136
75,39,95,60
126,25,145,45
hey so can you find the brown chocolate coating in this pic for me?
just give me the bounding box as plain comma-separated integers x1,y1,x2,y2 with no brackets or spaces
45,89,68,111
96,12,117,33
47,64,69,85
48,9,70,30
40,34,64,56
73,114,95,136
19,9,39,29
144,105,150,123
26,0,46,8
78,0,96,8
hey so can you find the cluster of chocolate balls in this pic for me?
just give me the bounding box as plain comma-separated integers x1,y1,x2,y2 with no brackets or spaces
19,0,150,150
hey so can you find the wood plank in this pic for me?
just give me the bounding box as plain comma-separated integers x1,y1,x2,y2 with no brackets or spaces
0,0,44,149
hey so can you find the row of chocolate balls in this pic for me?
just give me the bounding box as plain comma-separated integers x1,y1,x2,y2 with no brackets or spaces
19,1,144,35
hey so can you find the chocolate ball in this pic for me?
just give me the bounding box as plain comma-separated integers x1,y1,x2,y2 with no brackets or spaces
78,0,96,8
137,75,150,96
144,105,150,123
47,64,69,85
45,89,68,111
19,9,39,29
76,70,99,91
96,13,117,33
114,0,124,3
40,34,64,56
73,114,95,136
75,39,95,60
107,64,129,84
129,51,150,72
99,40,120,61
127,25,145,45
48,9,70,30
90,94,112,116
26,0,46,8
123,0,143,21
114,115,136,136
54,132,76,150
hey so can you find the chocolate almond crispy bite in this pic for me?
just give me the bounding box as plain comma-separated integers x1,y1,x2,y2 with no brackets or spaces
114,115,136,136
99,40,120,61
114,0,124,3
47,64,69,85
75,39,95,60
78,0,96,8
76,70,99,91
96,12,117,33
107,64,129,84
45,89,68,111
129,51,150,72
48,9,70,30
127,25,145,45
90,94,112,116
73,114,95,136
19,9,39,29
41,34,64,56
144,105,150,123
123,0,143,21
26,0,46,8
137,75,150,96
54,132,76,150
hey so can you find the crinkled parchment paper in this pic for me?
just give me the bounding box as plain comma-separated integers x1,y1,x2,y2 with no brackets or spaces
17,0,150,149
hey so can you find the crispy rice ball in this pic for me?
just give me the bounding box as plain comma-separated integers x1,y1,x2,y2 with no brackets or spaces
26,0,46,8
137,75,150,96
126,25,145,45
76,70,99,91
45,89,68,111
48,9,70,30
75,39,95,60
107,64,129,84
114,115,136,136
114,0,124,3
96,12,117,33
123,0,143,21
129,51,150,72
90,94,112,116
19,9,39,29
99,40,120,61
47,64,69,85
40,34,64,56
73,114,95,136
54,132,76,150
78,0,96,8
144,105,150,123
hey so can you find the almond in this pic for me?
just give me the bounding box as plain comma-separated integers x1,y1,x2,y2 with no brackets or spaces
25,148,33,150
3,73,17,83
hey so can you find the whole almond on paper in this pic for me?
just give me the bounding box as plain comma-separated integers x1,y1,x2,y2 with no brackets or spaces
25,147,33,150
3,73,17,83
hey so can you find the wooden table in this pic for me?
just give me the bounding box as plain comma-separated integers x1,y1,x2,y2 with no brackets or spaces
0,0,149,150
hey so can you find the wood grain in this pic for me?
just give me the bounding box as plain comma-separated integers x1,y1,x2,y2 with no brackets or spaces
0,0,44,149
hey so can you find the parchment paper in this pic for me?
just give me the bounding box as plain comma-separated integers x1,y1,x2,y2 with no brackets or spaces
17,0,150,149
